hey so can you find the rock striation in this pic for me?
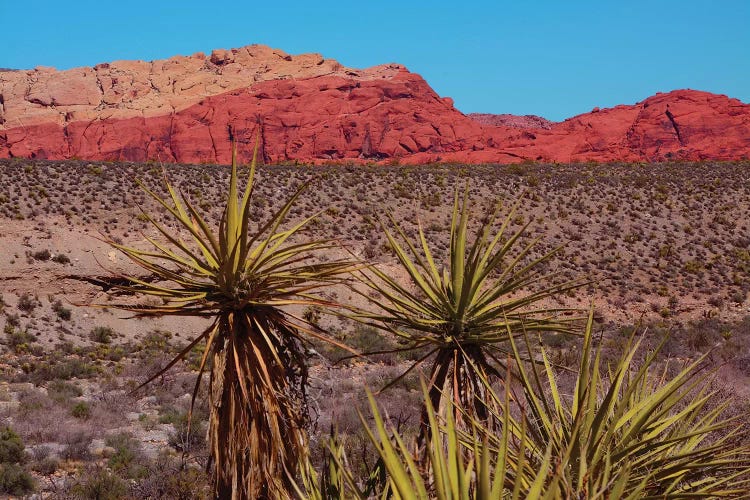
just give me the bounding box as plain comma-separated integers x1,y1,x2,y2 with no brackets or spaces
1,45,748,164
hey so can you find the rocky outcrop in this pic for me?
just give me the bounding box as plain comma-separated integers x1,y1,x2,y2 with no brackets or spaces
1,45,749,164
468,113,554,130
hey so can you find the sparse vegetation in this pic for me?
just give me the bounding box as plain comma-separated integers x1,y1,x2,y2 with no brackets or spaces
1,157,750,496
89,326,115,344
0,427,34,496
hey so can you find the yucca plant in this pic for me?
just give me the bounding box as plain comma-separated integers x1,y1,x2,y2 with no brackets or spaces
296,379,560,499
293,429,385,499
497,309,750,497
301,315,750,498
354,186,583,441
100,147,353,499
362,385,558,499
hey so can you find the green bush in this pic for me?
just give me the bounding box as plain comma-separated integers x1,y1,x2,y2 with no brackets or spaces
0,427,34,496
0,463,34,496
71,401,91,420
167,413,206,455
47,380,83,403
0,427,25,464
52,299,72,320
30,357,99,382
5,327,36,354
89,326,115,344
32,456,58,475
106,433,146,479
70,466,128,499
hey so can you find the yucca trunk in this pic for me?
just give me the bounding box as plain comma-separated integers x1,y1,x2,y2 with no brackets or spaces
209,309,309,499
419,346,497,451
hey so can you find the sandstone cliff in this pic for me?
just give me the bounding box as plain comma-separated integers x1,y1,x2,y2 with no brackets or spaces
1,45,748,164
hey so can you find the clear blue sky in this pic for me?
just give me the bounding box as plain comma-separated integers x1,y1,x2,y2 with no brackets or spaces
2,1,747,121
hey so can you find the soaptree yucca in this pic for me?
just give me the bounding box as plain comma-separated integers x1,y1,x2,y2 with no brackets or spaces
498,309,750,497
102,148,352,499
355,186,583,447
295,381,556,499
306,313,750,498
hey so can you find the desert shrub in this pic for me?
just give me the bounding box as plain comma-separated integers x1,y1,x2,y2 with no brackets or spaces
105,433,146,479
47,380,83,403
31,456,59,475
133,329,176,362
89,326,115,344
4,327,36,353
31,249,51,261
685,317,721,352
52,299,72,320
0,428,33,496
70,466,128,500
0,428,25,464
71,401,92,420
16,293,38,313
4,313,20,328
0,464,34,496
52,253,71,264
62,431,92,460
157,406,182,425
168,413,207,455
16,389,51,418
327,324,398,365
730,289,747,304
131,454,210,499
30,357,99,382
302,305,322,327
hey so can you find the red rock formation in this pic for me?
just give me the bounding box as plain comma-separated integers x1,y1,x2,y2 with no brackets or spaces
1,46,749,164
467,113,554,130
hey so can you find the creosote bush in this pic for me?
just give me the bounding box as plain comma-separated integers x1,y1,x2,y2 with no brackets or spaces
89,326,115,344
0,427,34,496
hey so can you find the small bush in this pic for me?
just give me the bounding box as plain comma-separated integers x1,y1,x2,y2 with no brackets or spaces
52,253,71,264
131,455,211,499
0,427,33,496
70,466,128,499
0,427,25,464
52,300,72,320
0,463,34,496
16,293,38,313
4,313,19,328
168,413,206,454
47,380,83,403
5,327,36,354
90,326,115,344
30,357,99,382
106,433,146,479
71,402,91,420
62,431,92,460
32,456,58,475
31,249,51,261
